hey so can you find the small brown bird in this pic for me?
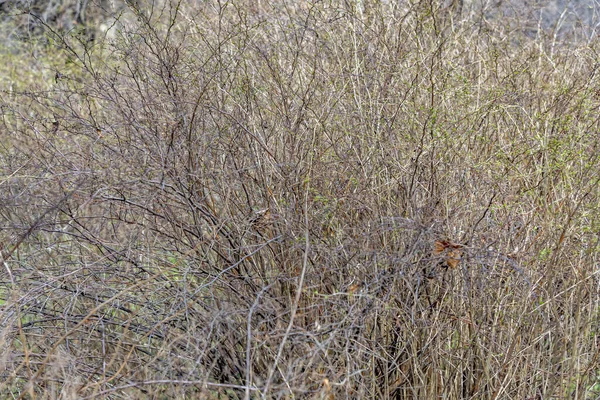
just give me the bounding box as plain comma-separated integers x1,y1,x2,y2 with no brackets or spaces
249,208,272,233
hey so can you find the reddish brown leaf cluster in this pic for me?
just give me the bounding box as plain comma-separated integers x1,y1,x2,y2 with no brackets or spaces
433,240,463,269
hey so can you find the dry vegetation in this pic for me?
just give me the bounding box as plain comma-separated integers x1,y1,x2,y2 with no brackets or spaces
1,0,600,398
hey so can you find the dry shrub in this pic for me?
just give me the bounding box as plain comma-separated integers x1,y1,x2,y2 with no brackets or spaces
1,0,600,398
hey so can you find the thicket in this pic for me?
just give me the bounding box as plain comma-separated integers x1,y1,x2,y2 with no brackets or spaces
2,0,600,398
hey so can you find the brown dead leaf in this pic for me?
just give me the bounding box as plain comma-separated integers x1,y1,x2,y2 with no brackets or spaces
434,240,463,269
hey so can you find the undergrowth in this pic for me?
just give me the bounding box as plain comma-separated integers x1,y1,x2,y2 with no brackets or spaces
1,0,600,398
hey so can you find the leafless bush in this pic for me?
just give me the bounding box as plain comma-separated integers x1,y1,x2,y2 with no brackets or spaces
1,0,600,398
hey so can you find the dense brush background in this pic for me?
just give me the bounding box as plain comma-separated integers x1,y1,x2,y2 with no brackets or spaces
2,0,600,398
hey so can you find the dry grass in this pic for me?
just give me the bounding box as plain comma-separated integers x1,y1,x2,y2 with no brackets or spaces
1,0,600,398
